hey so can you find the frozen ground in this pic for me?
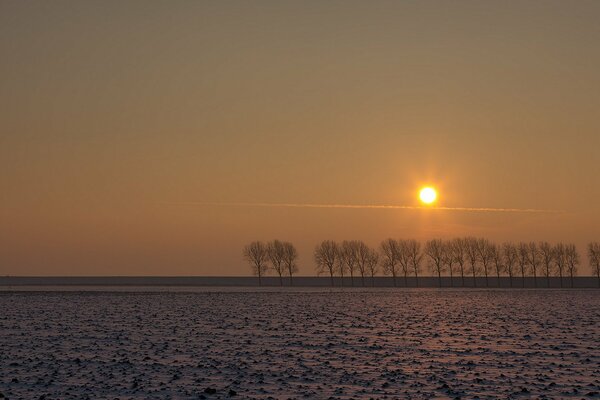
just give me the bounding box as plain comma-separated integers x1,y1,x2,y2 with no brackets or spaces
0,289,599,399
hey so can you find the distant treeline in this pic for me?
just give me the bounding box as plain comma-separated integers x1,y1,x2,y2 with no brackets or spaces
244,239,600,288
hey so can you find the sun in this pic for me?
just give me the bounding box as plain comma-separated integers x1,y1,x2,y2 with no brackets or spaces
419,187,437,205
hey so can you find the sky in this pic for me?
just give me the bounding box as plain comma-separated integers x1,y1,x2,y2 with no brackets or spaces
1,1,599,276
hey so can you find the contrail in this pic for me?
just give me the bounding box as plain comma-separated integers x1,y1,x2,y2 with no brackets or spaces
168,202,562,213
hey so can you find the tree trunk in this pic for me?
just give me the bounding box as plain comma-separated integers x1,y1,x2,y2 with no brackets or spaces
361,274,365,287
509,274,513,288
438,271,442,288
289,274,293,286
350,272,354,287
570,273,574,288
415,270,419,288
522,270,525,288
329,272,334,287
559,271,563,288
393,274,397,287
279,274,283,286
484,270,488,287
472,265,477,288
533,271,537,288
496,272,500,288
371,274,375,287
461,271,465,287
404,272,407,287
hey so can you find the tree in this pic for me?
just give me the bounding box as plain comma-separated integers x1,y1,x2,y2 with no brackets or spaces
425,239,445,287
451,238,468,287
441,241,455,287
406,240,422,287
314,240,339,286
366,247,379,287
565,244,579,288
397,240,411,286
553,243,566,288
517,242,529,288
527,242,541,288
355,241,371,287
282,241,299,286
267,240,286,286
243,241,269,286
340,241,359,286
490,243,503,286
465,237,479,287
588,242,600,288
380,239,401,287
476,238,493,287
539,242,554,288
502,242,517,287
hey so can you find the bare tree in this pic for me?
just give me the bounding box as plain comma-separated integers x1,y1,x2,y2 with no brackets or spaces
406,240,422,287
476,238,494,287
380,239,401,287
366,247,379,287
565,244,579,288
267,240,286,286
243,241,269,286
502,242,517,287
517,242,529,288
282,241,299,286
355,241,370,287
451,238,468,287
539,242,554,288
527,242,541,288
553,243,566,288
340,241,359,286
425,239,445,287
442,241,455,287
490,243,503,286
397,240,411,286
314,240,338,286
589,242,600,288
465,237,479,287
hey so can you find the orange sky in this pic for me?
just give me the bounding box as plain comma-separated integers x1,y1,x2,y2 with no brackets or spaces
1,1,599,275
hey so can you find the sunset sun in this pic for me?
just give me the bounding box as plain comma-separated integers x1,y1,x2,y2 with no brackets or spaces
419,187,437,205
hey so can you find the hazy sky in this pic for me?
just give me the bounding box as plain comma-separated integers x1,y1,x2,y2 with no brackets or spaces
1,1,599,275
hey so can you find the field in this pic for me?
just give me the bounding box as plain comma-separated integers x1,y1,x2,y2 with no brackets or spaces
1,288,599,399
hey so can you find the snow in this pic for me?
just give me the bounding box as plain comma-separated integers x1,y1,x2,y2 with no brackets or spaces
1,288,599,399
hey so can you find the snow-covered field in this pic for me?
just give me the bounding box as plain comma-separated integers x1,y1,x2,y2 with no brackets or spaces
1,289,599,399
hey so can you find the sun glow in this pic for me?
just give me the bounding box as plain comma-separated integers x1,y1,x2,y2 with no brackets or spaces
419,187,437,205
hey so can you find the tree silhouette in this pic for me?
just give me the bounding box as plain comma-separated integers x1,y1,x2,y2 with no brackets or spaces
314,240,339,287
340,240,359,286
476,238,493,287
451,238,468,287
406,239,422,287
588,242,600,288
243,241,270,286
490,243,503,286
517,242,529,288
366,247,379,287
527,242,541,288
425,239,445,287
267,240,286,286
355,241,371,287
502,242,517,288
565,244,579,288
465,237,479,287
282,241,299,286
380,239,401,287
398,240,412,286
539,242,554,288
441,241,455,287
553,243,566,288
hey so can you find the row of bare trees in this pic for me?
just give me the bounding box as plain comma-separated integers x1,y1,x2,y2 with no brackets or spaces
243,240,299,285
244,239,600,287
